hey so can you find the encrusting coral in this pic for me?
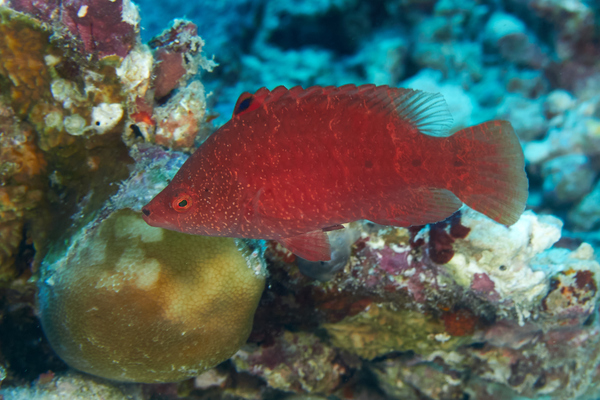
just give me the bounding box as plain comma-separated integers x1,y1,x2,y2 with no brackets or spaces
0,103,46,283
0,0,215,287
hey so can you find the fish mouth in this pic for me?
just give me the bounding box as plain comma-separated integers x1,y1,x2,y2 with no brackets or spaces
140,207,156,226
140,205,167,229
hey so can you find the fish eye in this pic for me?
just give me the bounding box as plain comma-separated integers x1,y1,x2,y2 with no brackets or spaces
172,193,193,213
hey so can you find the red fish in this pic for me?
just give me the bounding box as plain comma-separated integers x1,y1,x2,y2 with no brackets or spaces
142,85,528,261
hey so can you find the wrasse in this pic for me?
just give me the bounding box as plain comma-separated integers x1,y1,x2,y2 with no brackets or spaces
142,85,528,261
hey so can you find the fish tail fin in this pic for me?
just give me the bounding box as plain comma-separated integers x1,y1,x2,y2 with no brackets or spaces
449,120,528,226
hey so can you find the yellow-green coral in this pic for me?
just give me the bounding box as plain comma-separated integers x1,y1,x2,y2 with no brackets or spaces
39,209,266,383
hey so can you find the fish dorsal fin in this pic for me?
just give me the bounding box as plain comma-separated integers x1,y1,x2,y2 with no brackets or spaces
389,89,453,137
341,85,453,137
233,85,453,137
278,230,331,262
245,84,453,137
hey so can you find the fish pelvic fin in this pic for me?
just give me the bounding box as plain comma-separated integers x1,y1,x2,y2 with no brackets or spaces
449,120,528,226
278,230,331,262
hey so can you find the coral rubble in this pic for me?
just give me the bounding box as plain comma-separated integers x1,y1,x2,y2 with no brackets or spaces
0,371,144,399
233,331,347,394
239,209,600,399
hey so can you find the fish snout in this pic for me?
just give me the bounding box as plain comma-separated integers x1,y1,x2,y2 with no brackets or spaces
141,204,159,227
140,202,174,230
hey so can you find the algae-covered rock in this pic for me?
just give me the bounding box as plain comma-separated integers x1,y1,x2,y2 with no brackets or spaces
245,208,600,399
372,361,466,400
323,304,471,360
38,208,266,383
232,330,346,394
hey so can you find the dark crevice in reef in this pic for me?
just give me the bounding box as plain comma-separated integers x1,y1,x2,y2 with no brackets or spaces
0,295,68,386
0,226,68,386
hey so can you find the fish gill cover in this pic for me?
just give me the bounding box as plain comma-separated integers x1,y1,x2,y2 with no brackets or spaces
0,0,599,399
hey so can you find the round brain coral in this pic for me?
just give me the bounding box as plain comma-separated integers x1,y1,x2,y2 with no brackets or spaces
38,208,266,383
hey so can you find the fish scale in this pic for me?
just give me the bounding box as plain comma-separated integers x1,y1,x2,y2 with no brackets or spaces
142,84,528,261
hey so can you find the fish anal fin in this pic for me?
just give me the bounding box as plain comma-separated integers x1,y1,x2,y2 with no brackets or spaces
278,231,331,262
369,188,462,227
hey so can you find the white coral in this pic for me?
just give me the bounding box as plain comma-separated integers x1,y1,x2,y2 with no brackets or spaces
116,44,153,99
443,208,565,322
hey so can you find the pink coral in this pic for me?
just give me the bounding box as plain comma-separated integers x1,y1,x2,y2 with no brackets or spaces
150,20,210,99
471,273,501,302
8,0,139,59
153,49,187,99
7,0,59,22
61,0,138,58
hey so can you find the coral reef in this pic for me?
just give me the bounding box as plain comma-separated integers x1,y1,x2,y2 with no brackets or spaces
0,104,45,283
0,0,219,390
0,0,216,263
37,144,267,383
1,0,600,398
569,180,600,231
0,0,215,297
234,208,600,399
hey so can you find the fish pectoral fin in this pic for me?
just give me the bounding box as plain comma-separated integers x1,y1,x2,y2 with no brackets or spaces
368,187,462,227
278,231,332,262
322,224,345,232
